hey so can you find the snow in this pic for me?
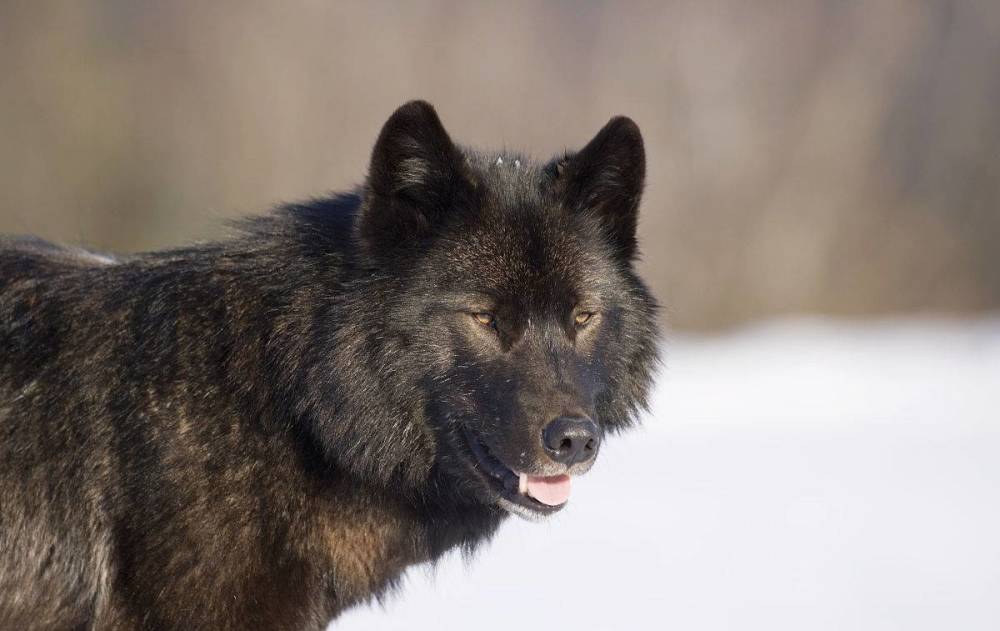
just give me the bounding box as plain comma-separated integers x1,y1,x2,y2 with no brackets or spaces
335,317,1000,630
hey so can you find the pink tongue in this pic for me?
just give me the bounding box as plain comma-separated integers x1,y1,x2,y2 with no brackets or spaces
523,474,572,506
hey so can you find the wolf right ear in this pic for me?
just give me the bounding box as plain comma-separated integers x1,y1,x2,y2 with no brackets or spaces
549,116,646,261
360,101,472,251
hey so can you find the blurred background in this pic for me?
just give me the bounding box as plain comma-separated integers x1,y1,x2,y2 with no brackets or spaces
3,0,999,330
2,2,998,630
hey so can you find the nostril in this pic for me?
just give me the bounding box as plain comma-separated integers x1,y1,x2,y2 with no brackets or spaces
542,416,601,465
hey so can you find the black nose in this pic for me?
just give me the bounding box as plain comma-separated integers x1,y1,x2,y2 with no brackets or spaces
542,416,601,466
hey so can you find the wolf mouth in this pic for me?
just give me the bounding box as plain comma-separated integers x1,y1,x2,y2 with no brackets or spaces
462,429,568,516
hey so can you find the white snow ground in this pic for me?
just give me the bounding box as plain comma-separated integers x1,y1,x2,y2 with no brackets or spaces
335,317,1000,631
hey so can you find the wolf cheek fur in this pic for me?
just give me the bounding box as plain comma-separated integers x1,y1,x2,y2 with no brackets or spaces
0,100,659,629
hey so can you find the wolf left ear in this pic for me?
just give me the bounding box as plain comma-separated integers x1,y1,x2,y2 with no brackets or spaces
550,116,646,260
360,100,472,251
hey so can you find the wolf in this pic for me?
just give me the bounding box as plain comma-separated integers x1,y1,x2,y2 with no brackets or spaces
0,101,659,630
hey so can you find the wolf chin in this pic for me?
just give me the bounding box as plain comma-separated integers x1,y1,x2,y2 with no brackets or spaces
0,101,659,630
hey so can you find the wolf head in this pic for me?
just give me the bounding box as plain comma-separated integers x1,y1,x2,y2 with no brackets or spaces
299,101,658,519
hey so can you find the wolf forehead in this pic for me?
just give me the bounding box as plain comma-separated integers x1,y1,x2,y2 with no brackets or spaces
411,152,619,292
441,148,551,203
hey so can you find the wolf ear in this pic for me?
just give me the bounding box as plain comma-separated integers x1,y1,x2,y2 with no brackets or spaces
360,100,471,250
550,116,646,260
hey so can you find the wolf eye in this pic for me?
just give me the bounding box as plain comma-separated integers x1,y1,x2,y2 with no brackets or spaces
472,312,495,327
574,311,594,327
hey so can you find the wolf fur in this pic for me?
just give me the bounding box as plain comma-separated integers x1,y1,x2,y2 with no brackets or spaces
0,101,658,630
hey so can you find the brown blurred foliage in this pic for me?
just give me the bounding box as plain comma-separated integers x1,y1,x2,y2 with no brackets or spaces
1,1,998,330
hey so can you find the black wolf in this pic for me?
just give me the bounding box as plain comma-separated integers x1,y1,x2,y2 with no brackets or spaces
0,101,658,629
